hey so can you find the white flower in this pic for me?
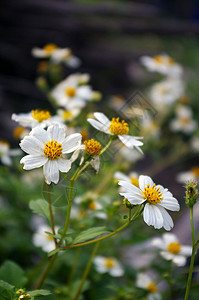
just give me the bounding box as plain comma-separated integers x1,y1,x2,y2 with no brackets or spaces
13,126,30,139
139,113,160,140
57,108,81,122
12,109,63,129
51,74,96,109
118,146,143,163
149,79,184,111
87,112,144,153
0,140,21,166
93,256,124,277
170,105,197,134
33,224,58,252
20,124,82,184
118,175,180,230
31,44,81,67
152,233,192,266
136,273,161,300
114,171,139,193
191,137,199,152
140,54,183,78
176,166,199,183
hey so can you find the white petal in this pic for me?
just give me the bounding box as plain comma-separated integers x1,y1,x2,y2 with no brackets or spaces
57,158,71,173
162,233,178,245
43,160,59,184
122,194,145,205
1,155,12,166
143,204,164,229
87,118,110,134
47,124,65,143
118,180,141,194
30,126,49,144
20,155,47,170
180,246,192,257
94,112,110,125
159,197,180,211
114,172,130,182
62,133,82,153
20,136,44,155
160,251,174,261
139,175,154,191
136,273,151,288
173,255,186,267
109,265,124,277
157,206,174,231
118,135,143,149
90,156,100,173
151,237,164,250
77,86,93,100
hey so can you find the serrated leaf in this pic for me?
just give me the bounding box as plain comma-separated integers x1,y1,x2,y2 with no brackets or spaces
0,261,27,287
29,199,55,221
48,248,60,257
28,289,51,297
72,227,111,245
0,280,15,291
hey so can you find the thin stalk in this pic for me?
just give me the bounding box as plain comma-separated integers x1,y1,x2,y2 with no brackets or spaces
184,207,196,300
73,242,100,300
68,247,81,286
100,138,113,155
46,183,57,246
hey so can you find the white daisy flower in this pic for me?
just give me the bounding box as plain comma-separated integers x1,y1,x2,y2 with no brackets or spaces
191,136,199,152
170,105,197,134
136,273,161,300
118,146,143,163
12,109,62,129
176,166,199,183
0,140,21,166
114,171,139,189
140,54,183,78
140,113,160,140
118,175,180,230
51,74,96,109
13,126,30,140
31,44,81,68
87,112,144,153
20,124,82,184
57,108,81,122
33,224,59,253
149,79,184,111
93,256,124,277
152,233,192,266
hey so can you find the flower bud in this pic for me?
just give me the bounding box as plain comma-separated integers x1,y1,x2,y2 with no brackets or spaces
123,198,134,209
185,181,198,207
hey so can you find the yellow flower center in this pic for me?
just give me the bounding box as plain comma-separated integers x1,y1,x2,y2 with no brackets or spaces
44,139,63,160
142,184,163,205
191,166,199,177
65,87,76,98
13,126,26,139
63,110,73,120
167,242,181,254
88,201,97,210
104,258,116,269
43,43,59,54
32,109,51,123
45,233,54,241
109,117,129,135
153,55,175,65
16,289,25,295
130,177,139,188
84,139,102,156
180,117,190,125
147,282,158,294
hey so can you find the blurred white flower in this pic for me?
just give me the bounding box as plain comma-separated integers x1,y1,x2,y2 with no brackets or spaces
170,105,197,134
191,136,199,152
136,273,161,300
87,112,144,153
139,113,160,139
152,233,192,266
32,44,81,68
13,126,30,140
176,166,199,183
150,79,184,111
114,171,139,189
57,108,81,122
51,73,96,109
118,145,144,163
20,124,82,184
93,256,124,277
119,175,180,230
33,224,58,252
140,54,183,78
0,140,21,166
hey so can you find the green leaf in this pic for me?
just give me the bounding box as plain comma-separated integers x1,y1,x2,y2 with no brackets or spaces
0,261,27,288
48,248,60,257
0,280,15,291
72,226,111,245
29,199,55,221
28,289,51,297
45,232,61,239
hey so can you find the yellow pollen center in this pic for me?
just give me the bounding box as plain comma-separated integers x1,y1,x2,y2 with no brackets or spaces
109,117,129,135
65,87,76,98
104,258,116,269
88,201,97,210
147,282,158,294
84,139,102,156
16,289,25,295
44,139,63,160
45,233,54,241
167,242,181,254
153,55,175,65
63,110,73,119
142,184,163,205
43,43,59,54
130,177,139,188
191,166,199,177
32,109,51,123
13,126,26,139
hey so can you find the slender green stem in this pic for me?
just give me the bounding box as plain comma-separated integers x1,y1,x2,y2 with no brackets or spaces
46,183,57,246
61,173,72,182
73,242,100,300
34,253,57,289
100,138,113,155
184,207,196,300
129,208,132,221
68,247,81,286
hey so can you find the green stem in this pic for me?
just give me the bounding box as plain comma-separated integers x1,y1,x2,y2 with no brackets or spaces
73,242,100,300
34,254,57,289
68,247,81,286
100,138,113,155
46,183,57,246
184,207,196,300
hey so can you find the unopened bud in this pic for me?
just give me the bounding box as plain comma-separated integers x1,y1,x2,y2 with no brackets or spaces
185,181,198,207
123,198,134,209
